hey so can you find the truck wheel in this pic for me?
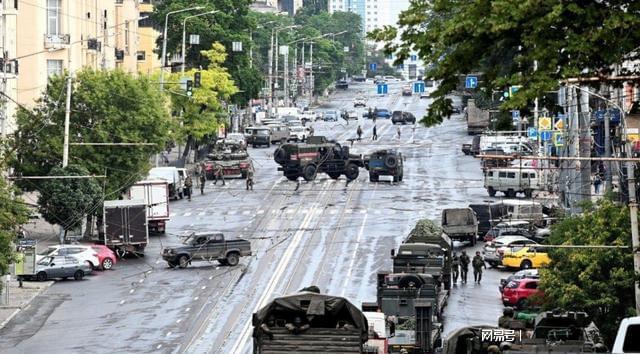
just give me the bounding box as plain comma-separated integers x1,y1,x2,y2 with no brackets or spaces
274,148,287,164
218,259,229,266
178,255,189,269
399,173,403,181
36,271,47,282
520,259,532,270
285,174,298,181
471,235,477,246
345,163,359,180
524,189,533,198
369,173,379,182
507,189,516,198
226,252,240,266
281,138,287,144
487,187,496,197
302,164,317,181
328,172,341,180
74,270,84,281
384,155,398,169
393,175,399,182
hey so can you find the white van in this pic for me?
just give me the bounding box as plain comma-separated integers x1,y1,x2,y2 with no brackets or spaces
484,167,541,198
147,167,184,200
499,200,545,224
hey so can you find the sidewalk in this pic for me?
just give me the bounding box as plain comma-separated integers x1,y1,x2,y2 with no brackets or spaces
0,279,54,329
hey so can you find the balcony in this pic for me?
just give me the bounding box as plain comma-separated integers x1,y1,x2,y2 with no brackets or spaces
44,33,70,49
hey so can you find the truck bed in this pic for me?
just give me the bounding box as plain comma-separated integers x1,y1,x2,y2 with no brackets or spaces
256,328,362,353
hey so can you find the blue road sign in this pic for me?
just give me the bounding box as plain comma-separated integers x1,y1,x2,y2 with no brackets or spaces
413,81,425,93
540,130,552,142
377,83,388,95
465,76,478,89
512,110,520,121
369,63,377,71
527,127,538,139
554,132,564,147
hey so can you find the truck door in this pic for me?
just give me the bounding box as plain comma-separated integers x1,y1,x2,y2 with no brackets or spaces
106,205,148,246
206,234,224,259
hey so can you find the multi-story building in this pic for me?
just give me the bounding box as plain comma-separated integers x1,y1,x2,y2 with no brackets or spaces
137,0,160,75
252,0,302,15
0,0,18,136
15,0,140,121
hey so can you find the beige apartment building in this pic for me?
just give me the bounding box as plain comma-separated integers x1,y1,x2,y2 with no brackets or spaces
0,0,18,136
14,0,141,124
137,0,160,76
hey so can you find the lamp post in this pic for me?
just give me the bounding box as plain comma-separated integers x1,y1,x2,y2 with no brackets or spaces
181,10,219,75
160,6,205,90
269,25,299,114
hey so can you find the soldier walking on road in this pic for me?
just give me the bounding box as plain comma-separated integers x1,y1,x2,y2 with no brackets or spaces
357,125,363,141
199,173,206,194
373,125,378,141
213,164,226,186
451,252,460,284
472,251,486,283
246,165,255,191
184,175,193,201
397,126,401,139
459,251,470,284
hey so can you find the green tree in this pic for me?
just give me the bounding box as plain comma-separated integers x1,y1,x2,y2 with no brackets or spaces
301,0,328,15
37,165,102,237
0,140,30,291
165,43,239,156
540,198,637,345
13,69,174,196
369,0,640,126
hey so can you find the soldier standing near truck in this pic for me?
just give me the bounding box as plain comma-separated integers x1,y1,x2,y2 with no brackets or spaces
472,251,486,283
246,165,254,191
213,164,225,186
184,175,193,201
199,173,206,194
452,252,460,284
460,251,470,283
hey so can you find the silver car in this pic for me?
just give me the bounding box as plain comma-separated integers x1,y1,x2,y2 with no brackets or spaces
483,235,537,267
33,256,93,281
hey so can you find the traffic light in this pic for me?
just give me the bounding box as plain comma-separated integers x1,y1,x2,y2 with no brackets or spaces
194,72,201,88
186,80,193,96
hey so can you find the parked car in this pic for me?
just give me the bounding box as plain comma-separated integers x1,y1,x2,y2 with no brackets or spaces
502,245,551,269
499,269,539,293
33,256,93,281
336,80,349,89
419,91,430,99
37,245,100,270
483,221,535,242
323,110,339,122
402,86,412,96
352,76,367,82
391,111,416,124
346,110,358,120
91,244,117,270
502,278,542,309
483,235,537,268
353,96,366,107
162,232,252,268
375,108,391,119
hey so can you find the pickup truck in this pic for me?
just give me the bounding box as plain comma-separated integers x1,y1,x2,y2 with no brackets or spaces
162,232,252,268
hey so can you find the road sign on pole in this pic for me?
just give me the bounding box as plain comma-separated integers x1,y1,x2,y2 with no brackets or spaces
377,83,388,95
527,127,537,140
553,132,564,147
465,76,478,89
512,110,520,121
189,34,200,45
539,117,552,130
540,130,552,142
413,81,425,93
369,63,377,71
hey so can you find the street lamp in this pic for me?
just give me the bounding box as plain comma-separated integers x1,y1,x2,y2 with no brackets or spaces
268,24,300,112
160,6,205,90
181,10,219,75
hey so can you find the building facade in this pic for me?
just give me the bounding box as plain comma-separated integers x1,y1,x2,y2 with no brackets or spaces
137,0,160,75
0,0,18,136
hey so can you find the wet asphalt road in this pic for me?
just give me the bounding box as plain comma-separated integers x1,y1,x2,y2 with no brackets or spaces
0,81,517,353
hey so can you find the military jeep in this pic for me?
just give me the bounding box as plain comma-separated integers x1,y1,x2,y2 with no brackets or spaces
365,149,404,182
273,136,365,181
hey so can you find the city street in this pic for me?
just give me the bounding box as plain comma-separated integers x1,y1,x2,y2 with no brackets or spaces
0,81,508,353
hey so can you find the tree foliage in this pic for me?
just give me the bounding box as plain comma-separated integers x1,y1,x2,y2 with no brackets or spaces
0,140,30,281
37,165,102,234
165,43,238,140
540,198,637,345
13,69,174,196
369,0,640,126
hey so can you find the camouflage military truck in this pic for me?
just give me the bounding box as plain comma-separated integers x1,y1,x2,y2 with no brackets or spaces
402,219,453,290
273,136,365,181
365,149,404,182
204,141,252,179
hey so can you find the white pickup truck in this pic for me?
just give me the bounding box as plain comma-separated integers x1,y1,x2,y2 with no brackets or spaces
612,316,640,354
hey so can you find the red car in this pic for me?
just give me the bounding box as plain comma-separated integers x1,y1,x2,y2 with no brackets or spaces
91,244,117,270
502,278,542,309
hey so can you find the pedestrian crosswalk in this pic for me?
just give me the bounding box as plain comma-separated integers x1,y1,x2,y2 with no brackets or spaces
170,206,396,218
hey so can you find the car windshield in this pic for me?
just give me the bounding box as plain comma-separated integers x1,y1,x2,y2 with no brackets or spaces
255,129,269,136
291,126,304,132
37,257,53,265
38,247,55,256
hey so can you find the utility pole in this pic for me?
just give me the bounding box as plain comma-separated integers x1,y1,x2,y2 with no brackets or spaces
604,109,612,192
249,30,253,69
268,28,274,114
627,158,640,315
579,85,592,202
62,75,72,168
283,46,289,107
309,42,314,99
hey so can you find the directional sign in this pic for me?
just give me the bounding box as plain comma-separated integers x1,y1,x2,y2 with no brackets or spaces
465,76,478,89
554,117,565,130
512,110,520,121
540,130,552,142
509,85,521,97
413,81,425,93
369,63,377,71
527,127,538,140
377,83,388,95
539,117,552,130
189,34,200,45
553,132,564,147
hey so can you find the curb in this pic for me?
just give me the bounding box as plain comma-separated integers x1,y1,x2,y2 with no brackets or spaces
0,281,55,330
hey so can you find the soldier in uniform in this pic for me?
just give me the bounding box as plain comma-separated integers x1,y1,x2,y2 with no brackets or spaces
459,250,470,283
373,125,378,141
451,252,460,284
246,165,255,191
357,125,363,141
199,172,206,194
213,164,225,186
498,307,515,328
184,175,193,201
472,251,486,283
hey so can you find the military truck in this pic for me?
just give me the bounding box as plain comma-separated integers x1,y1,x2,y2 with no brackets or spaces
252,290,369,353
161,232,252,268
441,208,479,246
203,141,253,179
365,149,404,182
403,219,453,290
273,136,365,181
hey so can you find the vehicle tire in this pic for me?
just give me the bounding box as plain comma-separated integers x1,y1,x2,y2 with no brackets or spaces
369,173,379,182
345,163,359,180
178,255,189,269
507,189,516,198
328,172,341,180
399,174,403,181
470,235,477,246
384,155,398,169
393,175,399,182
115,247,127,259
73,270,84,281
488,187,496,197
274,148,287,165
226,252,240,266
398,274,424,289
36,271,47,282
488,261,498,268
218,259,229,266
302,164,317,182
168,262,177,268
524,189,533,198
285,174,299,181
102,258,114,270
520,259,532,270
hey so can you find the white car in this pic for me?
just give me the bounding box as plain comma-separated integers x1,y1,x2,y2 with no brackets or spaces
353,96,366,107
289,125,307,142
36,245,101,269
347,110,358,120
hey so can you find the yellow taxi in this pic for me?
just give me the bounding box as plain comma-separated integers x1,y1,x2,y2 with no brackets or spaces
501,245,551,269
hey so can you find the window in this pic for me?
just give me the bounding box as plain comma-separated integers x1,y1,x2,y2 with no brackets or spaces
623,324,640,351
47,59,63,77
530,173,536,178
488,171,494,177
524,281,538,289
47,0,61,35
139,12,154,28
507,172,516,178
499,172,507,178
137,51,146,61
522,173,528,178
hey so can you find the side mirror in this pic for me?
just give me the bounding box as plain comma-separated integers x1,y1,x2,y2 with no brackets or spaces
50,263,55,267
